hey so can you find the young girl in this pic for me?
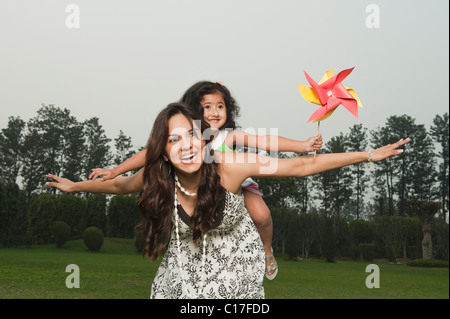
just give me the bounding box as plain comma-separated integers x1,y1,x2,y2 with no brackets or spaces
47,102,410,299
89,81,323,280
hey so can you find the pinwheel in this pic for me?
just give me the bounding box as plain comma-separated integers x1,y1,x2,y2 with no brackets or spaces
297,67,363,157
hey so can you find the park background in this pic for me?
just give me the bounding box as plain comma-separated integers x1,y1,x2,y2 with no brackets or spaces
0,0,448,299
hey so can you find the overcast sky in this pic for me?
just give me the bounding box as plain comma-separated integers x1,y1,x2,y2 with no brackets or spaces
0,0,448,152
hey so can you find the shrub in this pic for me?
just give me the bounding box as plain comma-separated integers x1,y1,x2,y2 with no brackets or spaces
359,244,376,261
407,258,449,268
56,194,87,238
51,221,71,248
27,193,58,244
0,183,28,247
385,245,396,263
320,217,336,263
286,213,301,260
83,227,104,251
107,195,141,238
134,229,146,253
349,219,376,245
86,194,107,234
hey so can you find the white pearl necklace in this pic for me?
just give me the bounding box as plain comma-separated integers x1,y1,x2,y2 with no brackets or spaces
174,174,207,298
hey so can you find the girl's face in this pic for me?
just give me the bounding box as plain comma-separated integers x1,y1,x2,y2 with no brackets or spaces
165,113,204,175
201,93,227,130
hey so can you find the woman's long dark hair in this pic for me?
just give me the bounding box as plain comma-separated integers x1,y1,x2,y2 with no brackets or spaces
137,102,226,261
180,81,240,130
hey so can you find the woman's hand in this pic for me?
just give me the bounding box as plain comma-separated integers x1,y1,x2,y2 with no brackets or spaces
370,138,410,162
46,174,75,192
89,168,117,181
46,169,143,195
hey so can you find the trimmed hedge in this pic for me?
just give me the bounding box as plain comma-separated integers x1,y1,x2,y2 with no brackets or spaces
407,258,449,268
83,227,104,251
51,221,71,248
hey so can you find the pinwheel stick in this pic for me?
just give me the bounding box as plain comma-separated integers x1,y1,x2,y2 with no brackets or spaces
314,121,320,159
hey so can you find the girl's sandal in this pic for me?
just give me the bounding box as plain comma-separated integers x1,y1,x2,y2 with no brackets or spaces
265,249,278,280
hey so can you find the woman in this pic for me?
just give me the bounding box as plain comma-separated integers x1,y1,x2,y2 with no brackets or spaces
46,103,410,299
89,81,323,280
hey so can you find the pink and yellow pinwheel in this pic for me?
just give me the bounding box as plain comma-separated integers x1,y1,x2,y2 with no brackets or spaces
298,67,363,123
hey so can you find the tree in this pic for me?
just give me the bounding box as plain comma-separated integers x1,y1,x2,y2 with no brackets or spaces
292,153,311,214
271,207,297,256
314,134,352,219
255,153,299,209
377,216,409,263
345,124,369,219
26,105,85,189
0,117,25,183
349,219,376,246
82,117,111,180
371,119,403,216
113,130,135,174
430,113,449,221
312,162,334,218
298,212,320,259
286,212,301,259
256,176,299,209
408,200,441,259
21,128,45,199
370,115,435,216
319,216,336,262
0,182,28,247
63,121,85,182
407,124,437,203
433,220,449,261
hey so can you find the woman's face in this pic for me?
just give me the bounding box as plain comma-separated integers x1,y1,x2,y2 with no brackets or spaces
201,93,227,130
165,113,204,175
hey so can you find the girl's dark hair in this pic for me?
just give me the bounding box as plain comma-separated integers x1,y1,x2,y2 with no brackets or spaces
137,102,225,261
180,81,240,130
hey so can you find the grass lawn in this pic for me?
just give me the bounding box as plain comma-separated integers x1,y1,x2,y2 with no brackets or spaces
1,238,448,299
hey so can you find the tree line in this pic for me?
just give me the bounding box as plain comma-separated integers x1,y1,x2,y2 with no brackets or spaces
255,112,448,261
0,104,139,199
256,114,449,220
0,105,448,261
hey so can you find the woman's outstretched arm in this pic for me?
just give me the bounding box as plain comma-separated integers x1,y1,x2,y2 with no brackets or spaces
220,138,410,193
46,168,144,195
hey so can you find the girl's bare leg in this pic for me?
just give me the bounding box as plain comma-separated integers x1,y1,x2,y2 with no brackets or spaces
243,189,277,279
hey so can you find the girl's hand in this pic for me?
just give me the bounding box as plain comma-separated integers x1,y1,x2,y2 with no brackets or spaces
89,168,117,181
46,174,75,192
370,138,410,162
304,134,323,153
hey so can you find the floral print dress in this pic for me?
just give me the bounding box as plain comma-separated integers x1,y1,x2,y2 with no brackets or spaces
150,190,265,299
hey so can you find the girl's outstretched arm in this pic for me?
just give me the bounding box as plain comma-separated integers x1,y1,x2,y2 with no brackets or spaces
228,129,322,153
90,149,147,181
47,169,144,195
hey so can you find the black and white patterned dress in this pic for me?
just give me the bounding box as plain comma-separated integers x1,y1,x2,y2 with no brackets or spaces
150,189,265,299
